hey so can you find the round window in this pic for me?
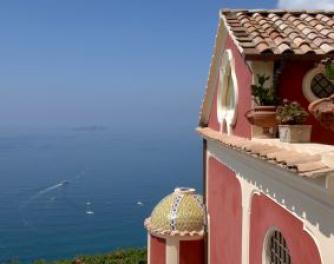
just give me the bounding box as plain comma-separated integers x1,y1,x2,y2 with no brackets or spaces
310,73,334,98
303,66,334,102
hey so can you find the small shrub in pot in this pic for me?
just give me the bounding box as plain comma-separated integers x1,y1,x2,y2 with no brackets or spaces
251,74,278,106
276,99,311,143
245,74,279,137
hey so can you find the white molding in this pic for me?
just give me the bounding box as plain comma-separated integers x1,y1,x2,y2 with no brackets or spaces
147,233,151,264
150,232,203,241
240,181,260,264
207,140,334,264
302,223,324,264
199,19,229,126
217,49,239,135
303,66,325,102
166,237,179,264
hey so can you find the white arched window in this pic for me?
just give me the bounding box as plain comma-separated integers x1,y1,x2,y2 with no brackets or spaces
303,66,334,102
217,49,238,134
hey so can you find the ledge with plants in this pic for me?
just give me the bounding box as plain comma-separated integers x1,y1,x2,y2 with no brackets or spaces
276,99,311,143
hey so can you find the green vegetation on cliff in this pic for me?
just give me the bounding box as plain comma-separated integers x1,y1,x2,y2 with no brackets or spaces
6,248,147,264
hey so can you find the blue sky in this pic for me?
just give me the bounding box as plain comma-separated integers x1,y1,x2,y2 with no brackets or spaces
0,1,279,129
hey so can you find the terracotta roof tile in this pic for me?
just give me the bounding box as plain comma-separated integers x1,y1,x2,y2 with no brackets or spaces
197,127,334,178
221,9,334,59
294,161,328,173
258,146,282,156
286,154,321,166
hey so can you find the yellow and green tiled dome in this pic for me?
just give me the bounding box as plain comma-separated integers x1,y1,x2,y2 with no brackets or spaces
145,187,204,238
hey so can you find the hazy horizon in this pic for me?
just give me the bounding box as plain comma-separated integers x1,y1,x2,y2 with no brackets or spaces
0,1,276,129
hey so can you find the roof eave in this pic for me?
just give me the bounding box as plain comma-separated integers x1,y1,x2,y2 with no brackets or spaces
243,52,334,61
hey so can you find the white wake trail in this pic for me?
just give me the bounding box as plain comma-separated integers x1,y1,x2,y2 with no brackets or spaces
20,181,68,208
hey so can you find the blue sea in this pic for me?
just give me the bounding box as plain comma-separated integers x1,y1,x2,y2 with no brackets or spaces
0,126,201,263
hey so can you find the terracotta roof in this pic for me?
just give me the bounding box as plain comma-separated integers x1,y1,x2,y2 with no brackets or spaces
197,127,334,178
221,9,334,59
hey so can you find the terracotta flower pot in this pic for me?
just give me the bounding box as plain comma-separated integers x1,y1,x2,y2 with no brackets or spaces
278,125,312,143
245,106,278,135
308,94,334,131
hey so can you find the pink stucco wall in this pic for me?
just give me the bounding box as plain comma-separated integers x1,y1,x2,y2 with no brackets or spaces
250,194,321,264
207,157,242,264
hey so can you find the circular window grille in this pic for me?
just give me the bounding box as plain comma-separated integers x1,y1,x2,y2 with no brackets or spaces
311,73,334,98
268,230,291,264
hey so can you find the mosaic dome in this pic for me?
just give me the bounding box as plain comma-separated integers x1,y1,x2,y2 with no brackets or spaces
145,187,204,238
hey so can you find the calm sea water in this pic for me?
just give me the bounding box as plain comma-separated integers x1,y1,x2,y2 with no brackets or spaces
0,126,202,263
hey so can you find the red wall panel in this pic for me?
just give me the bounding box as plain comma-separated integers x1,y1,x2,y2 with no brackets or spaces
179,240,204,264
150,235,166,264
207,157,242,264
250,194,321,264
278,61,334,144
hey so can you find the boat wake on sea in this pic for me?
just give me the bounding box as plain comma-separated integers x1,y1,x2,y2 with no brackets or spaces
19,170,87,226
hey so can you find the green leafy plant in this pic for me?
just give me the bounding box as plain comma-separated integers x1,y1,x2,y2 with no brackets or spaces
12,248,147,264
276,99,309,125
251,74,279,106
324,58,334,81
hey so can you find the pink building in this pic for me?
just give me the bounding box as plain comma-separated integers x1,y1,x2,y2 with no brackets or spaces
146,9,334,264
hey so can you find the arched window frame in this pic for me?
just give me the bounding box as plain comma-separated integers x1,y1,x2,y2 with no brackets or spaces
217,49,239,134
303,65,334,102
262,228,292,264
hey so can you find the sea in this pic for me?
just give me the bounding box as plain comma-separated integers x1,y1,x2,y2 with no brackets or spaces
0,125,202,263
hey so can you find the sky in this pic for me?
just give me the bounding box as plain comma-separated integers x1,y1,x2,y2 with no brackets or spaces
0,0,332,129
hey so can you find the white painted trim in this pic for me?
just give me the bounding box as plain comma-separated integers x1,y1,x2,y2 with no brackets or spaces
303,65,328,102
166,237,180,264
199,19,229,126
149,231,203,241
240,183,261,264
147,233,151,264
302,222,324,264
217,49,239,135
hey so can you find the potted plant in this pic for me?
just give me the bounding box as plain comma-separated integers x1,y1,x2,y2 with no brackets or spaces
245,74,279,136
276,99,311,143
309,94,334,131
323,58,334,82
